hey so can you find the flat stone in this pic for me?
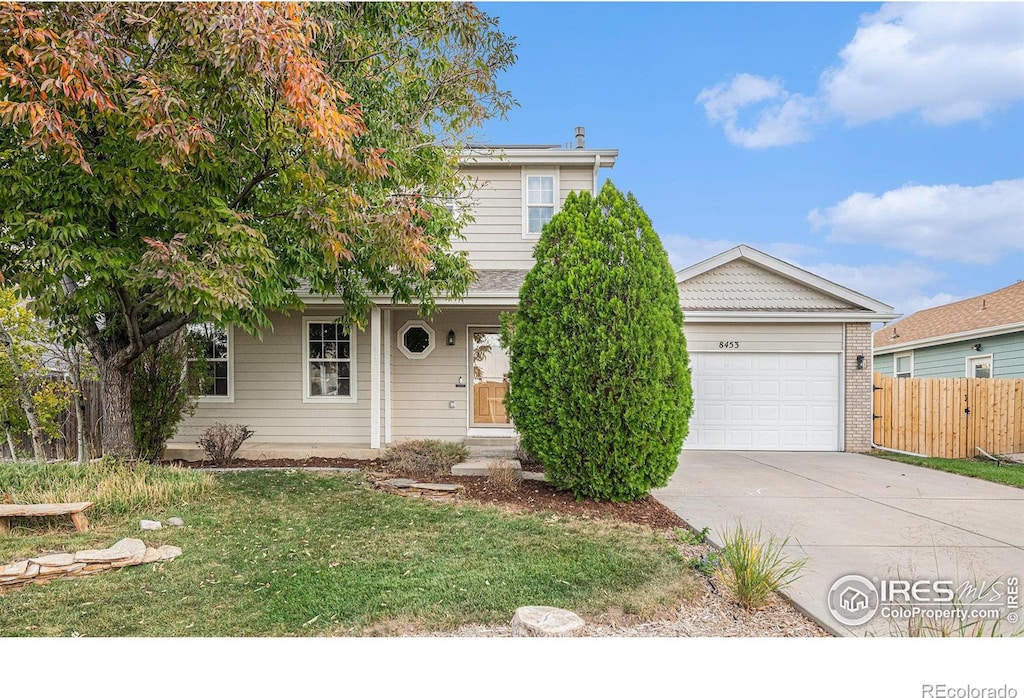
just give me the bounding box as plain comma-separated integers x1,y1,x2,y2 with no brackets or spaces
382,478,417,489
157,545,182,561
511,606,586,637
140,519,162,531
24,563,39,577
74,548,133,563
82,563,111,574
29,553,75,567
39,562,85,576
142,547,162,564
109,538,147,567
412,483,462,492
167,517,185,527
0,560,29,577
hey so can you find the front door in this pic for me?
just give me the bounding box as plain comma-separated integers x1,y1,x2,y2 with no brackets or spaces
470,329,511,427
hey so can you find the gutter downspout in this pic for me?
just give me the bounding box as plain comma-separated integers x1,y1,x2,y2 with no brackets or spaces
593,154,600,194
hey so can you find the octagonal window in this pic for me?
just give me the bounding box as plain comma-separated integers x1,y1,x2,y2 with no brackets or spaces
398,321,435,359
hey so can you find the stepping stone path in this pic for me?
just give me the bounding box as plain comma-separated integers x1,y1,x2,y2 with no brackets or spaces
371,474,463,502
511,606,586,637
0,538,181,592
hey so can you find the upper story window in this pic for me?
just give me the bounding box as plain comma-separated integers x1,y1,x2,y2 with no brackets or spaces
523,168,559,238
187,323,232,401
304,319,356,402
894,352,913,379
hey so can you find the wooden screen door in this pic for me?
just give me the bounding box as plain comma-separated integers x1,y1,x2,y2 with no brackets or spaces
470,329,511,426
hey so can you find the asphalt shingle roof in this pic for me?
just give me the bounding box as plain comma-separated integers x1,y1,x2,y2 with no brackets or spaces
874,281,1024,350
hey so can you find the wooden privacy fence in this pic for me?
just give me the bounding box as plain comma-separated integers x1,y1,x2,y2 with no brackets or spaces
873,373,1024,459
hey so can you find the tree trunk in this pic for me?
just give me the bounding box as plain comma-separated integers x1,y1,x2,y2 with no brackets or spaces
4,429,17,462
69,348,88,464
16,376,45,461
98,359,137,459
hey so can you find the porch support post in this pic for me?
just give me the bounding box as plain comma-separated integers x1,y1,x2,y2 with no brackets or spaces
370,305,381,450
383,308,392,444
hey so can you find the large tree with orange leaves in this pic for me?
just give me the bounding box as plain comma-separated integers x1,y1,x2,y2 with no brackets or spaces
0,2,515,457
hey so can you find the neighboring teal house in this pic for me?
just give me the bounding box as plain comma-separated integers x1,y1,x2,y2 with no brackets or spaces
874,281,1024,379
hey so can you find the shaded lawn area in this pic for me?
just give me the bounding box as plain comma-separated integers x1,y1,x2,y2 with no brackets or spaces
0,470,697,636
873,451,1024,489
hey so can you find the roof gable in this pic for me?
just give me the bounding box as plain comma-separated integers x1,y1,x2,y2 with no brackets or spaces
874,281,1024,351
675,245,894,314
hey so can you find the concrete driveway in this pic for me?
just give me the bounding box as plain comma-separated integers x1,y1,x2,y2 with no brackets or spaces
655,451,1024,636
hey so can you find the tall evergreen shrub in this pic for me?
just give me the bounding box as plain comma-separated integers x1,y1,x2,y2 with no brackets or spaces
501,181,692,502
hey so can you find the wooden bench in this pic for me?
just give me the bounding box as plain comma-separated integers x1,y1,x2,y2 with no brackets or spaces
0,502,93,534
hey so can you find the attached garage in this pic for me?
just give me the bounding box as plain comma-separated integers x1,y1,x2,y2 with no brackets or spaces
676,246,897,452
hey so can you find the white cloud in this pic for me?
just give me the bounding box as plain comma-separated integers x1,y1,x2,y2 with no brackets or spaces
823,3,1024,125
809,179,1024,263
695,74,819,148
804,261,952,315
697,4,1024,146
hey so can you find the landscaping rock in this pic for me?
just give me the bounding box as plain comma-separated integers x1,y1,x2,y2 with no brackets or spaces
140,519,162,531
109,538,147,567
74,548,133,564
167,517,185,527
30,553,75,567
0,560,29,578
142,547,163,564
414,483,461,492
382,478,417,489
511,606,586,637
157,545,182,561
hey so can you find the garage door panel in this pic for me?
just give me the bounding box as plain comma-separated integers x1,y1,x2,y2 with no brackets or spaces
686,351,840,451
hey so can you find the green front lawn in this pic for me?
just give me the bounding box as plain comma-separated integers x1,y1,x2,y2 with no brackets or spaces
0,467,697,636
872,451,1024,489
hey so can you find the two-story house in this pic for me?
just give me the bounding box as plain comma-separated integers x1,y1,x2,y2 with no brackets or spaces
166,134,897,459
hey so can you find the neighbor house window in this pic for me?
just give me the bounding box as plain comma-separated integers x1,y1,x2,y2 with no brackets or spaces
894,352,913,379
304,319,355,402
523,169,558,237
967,355,993,379
187,323,232,401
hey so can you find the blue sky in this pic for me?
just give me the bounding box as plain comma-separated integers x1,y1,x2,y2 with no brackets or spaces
476,2,1024,318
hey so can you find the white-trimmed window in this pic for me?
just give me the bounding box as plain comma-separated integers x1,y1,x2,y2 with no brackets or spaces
522,168,559,237
967,355,993,379
398,320,435,360
894,352,913,379
303,319,356,402
186,323,233,401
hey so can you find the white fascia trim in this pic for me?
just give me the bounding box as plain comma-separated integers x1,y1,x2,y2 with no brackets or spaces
299,294,522,307
675,245,896,315
459,148,618,168
873,322,1024,355
682,311,900,323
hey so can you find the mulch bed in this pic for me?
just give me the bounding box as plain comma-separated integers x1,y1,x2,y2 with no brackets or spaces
175,456,685,531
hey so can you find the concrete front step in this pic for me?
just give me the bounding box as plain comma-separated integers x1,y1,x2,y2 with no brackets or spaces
463,436,517,448
451,458,521,477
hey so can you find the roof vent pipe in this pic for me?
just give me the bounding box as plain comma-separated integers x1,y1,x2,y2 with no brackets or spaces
574,126,585,149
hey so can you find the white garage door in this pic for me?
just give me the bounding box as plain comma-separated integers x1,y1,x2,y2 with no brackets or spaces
685,352,840,451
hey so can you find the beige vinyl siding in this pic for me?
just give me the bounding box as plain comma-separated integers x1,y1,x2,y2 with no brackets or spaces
683,323,844,353
170,308,372,446
454,164,595,270
389,307,513,441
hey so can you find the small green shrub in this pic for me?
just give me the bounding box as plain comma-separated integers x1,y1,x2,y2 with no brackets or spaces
383,439,469,476
197,423,255,466
0,458,213,521
674,525,710,546
501,181,692,502
714,523,807,610
132,330,203,461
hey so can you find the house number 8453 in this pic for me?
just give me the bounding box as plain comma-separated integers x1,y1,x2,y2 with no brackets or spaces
719,341,740,349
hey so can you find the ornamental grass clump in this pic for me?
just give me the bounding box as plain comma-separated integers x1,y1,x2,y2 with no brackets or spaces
501,181,692,502
715,523,807,610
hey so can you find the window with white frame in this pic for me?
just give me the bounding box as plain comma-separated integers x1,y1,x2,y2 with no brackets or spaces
967,355,993,379
186,323,232,400
894,352,913,379
523,169,558,237
304,320,355,401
